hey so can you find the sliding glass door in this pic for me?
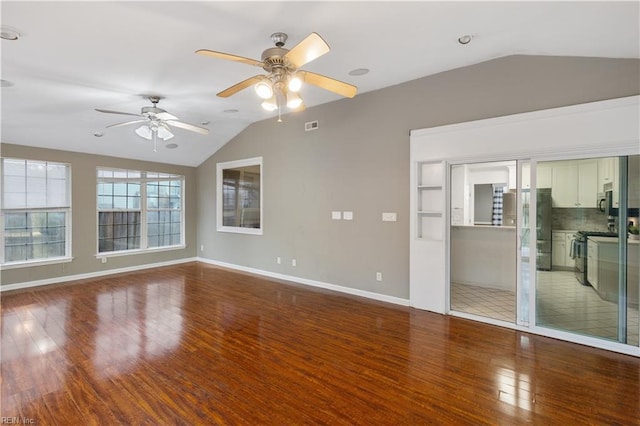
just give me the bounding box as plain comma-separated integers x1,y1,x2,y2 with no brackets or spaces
534,155,639,346
448,155,639,348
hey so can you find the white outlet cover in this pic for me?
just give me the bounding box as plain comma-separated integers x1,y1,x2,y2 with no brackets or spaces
343,211,353,220
331,211,342,220
382,212,397,222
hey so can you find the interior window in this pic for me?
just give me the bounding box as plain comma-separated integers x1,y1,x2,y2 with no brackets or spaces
216,158,263,235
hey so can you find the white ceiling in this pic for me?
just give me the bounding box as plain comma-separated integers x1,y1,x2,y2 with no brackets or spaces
1,1,638,167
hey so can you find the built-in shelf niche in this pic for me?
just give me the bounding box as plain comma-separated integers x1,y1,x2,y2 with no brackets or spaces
416,161,444,240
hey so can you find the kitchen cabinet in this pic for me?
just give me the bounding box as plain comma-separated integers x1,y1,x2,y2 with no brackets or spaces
598,157,619,194
596,156,640,209
551,160,598,208
566,232,575,266
537,164,553,189
588,237,639,307
552,230,576,269
597,157,621,209
552,231,565,267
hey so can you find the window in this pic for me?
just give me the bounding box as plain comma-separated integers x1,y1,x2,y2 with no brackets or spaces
217,157,262,235
1,158,71,266
97,168,184,255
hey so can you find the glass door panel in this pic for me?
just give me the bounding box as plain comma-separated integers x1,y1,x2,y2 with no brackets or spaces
534,155,639,346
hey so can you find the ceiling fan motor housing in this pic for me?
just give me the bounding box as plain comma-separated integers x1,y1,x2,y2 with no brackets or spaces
261,47,290,72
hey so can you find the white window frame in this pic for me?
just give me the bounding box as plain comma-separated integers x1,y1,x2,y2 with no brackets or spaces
216,157,263,235
96,167,185,258
0,158,73,269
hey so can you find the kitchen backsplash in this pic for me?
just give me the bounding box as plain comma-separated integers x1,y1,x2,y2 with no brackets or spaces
552,208,609,232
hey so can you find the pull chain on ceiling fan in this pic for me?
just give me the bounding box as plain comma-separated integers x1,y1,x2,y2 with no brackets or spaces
95,96,209,151
196,32,357,118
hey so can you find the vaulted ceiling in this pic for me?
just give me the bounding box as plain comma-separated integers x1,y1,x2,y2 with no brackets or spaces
2,1,638,166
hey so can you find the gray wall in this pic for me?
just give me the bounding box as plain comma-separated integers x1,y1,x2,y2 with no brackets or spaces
196,55,640,299
0,144,198,286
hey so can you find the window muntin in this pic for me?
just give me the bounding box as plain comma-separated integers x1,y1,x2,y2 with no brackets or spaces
97,168,184,254
1,158,71,265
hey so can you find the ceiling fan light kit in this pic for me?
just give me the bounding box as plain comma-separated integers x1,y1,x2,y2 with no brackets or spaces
286,91,303,109
196,31,357,121
261,96,278,112
287,75,302,92
254,79,274,99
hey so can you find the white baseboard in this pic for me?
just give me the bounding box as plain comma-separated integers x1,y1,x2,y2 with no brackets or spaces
1,257,411,308
197,257,410,307
0,257,198,292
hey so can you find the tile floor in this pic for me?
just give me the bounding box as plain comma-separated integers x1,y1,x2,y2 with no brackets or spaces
450,283,516,323
451,271,639,346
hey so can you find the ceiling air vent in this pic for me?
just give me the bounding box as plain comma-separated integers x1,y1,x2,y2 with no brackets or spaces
305,120,319,132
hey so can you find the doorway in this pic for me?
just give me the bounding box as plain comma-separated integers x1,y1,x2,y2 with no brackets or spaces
449,161,518,323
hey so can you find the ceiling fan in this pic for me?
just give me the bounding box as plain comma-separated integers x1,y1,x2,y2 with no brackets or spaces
95,96,209,151
196,32,357,120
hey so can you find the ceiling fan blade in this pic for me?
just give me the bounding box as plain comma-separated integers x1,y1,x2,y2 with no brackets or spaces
95,108,144,118
284,33,330,68
298,71,357,98
156,112,178,120
105,119,148,129
217,75,264,98
165,120,210,135
195,49,263,67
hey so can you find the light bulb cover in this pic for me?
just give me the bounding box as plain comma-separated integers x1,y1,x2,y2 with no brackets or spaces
157,125,174,141
135,125,153,140
255,81,273,99
261,96,278,111
286,92,303,109
288,76,302,92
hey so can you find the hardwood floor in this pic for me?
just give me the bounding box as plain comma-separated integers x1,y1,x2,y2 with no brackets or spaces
1,262,639,424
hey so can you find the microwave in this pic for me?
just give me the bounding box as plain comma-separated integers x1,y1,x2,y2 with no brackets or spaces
599,187,640,217
597,191,617,215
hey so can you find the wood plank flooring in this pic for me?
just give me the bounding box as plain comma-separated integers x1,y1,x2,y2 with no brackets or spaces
1,262,639,424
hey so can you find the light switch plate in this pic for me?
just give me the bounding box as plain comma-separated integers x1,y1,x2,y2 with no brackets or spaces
331,211,342,220
382,212,397,222
343,211,353,220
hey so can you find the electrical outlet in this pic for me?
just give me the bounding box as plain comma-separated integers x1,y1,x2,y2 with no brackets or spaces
101,257,107,264
292,259,297,267
277,257,281,264
376,272,382,281
343,211,353,220
200,244,204,252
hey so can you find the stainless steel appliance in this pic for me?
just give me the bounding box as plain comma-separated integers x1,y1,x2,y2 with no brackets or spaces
536,189,552,270
572,230,617,285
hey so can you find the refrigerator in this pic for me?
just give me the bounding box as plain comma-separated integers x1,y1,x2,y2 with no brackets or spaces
536,188,552,270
